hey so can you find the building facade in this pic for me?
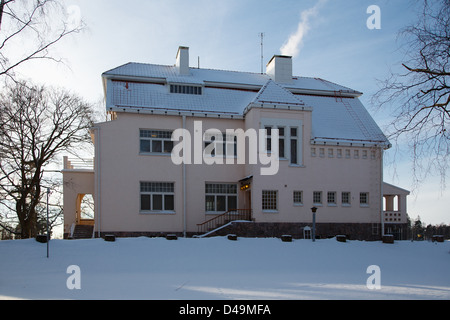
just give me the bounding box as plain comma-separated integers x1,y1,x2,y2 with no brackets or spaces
62,46,410,240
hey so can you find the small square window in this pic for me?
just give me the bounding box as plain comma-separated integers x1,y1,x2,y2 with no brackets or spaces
360,192,369,205
313,191,322,204
327,192,336,205
328,149,334,158
293,191,303,205
342,192,351,205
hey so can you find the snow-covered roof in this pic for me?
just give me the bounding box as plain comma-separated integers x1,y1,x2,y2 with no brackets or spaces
103,62,389,147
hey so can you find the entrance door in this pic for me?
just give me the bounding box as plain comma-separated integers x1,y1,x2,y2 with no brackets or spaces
246,190,252,211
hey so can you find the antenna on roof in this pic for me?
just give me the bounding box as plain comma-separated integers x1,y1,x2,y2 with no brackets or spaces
259,32,265,74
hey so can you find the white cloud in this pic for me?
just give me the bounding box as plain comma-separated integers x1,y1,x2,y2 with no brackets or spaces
280,0,327,57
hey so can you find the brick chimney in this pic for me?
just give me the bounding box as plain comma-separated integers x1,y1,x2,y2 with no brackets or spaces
176,46,190,76
266,55,293,84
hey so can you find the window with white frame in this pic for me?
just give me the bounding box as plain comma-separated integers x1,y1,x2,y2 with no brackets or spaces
293,191,303,205
264,126,272,152
342,192,351,205
290,127,298,164
170,84,202,95
313,191,322,205
262,190,278,211
204,133,237,158
328,149,334,158
140,182,175,213
345,149,351,159
260,118,302,165
319,148,325,158
140,130,174,154
327,191,337,205
360,192,369,206
278,127,285,158
205,183,237,213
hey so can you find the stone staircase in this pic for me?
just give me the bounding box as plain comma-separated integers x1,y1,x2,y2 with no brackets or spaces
71,225,94,239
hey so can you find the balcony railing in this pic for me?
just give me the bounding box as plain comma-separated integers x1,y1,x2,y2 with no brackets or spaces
63,156,94,171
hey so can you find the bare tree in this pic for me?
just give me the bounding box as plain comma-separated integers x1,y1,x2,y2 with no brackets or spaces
0,0,85,81
0,81,94,238
374,0,450,188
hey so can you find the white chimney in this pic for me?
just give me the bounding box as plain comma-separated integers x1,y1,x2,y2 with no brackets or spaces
176,46,190,76
266,55,293,84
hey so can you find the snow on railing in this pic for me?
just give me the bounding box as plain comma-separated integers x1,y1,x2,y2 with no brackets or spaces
63,156,94,170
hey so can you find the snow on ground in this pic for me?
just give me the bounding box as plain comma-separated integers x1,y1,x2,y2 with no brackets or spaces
0,237,449,300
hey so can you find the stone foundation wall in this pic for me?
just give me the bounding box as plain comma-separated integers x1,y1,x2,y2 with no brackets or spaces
64,222,407,241
210,221,395,241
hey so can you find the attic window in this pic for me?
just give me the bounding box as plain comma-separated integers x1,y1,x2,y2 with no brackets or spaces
170,84,202,95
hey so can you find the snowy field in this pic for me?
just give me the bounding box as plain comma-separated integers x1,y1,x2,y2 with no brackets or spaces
0,236,449,300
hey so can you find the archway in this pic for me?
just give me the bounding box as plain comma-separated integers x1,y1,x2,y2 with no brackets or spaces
76,194,95,225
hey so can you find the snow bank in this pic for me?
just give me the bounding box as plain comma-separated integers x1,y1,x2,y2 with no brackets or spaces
0,237,449,300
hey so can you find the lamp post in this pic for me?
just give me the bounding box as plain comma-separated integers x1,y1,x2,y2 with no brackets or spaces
46,187,50,258
311,207,317,242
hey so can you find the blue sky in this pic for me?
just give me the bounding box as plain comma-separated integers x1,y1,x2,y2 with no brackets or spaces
14,0,449,225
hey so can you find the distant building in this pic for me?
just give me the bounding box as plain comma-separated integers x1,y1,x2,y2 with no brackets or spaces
62,46,409,240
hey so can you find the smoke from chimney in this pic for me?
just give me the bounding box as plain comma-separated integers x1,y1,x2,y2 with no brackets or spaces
280,0,327,58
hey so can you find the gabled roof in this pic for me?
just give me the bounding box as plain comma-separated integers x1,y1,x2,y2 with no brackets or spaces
250,80,306,106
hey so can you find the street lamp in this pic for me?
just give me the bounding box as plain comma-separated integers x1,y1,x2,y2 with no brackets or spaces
311,207,318,242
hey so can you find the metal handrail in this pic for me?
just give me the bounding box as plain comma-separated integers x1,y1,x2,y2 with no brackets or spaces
197,209,252,234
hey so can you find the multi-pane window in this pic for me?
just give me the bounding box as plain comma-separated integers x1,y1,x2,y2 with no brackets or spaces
140,130,174,154
278,127,285,158
262,190,278,211
319,148,325,158
345,149,351,159
327,191,336,205
313,191,322,204
290,127,298,164
293,191,303,205
205,183,237,213
342,192,351,205
170,84,202,95
265,126,272,152
140,182,175,212
204,133,237,158
360,192,369,206
328,149,334,158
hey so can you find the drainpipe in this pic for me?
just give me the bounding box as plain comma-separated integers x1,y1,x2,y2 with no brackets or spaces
93,126,101,238
380,147,384,237
182,115,187,238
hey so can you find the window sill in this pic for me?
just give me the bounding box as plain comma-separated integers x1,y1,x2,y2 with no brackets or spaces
293,203,303,207
140,211,176,215
139,152,172,157
289,164,305,168
327,203,337,207
360,204,370,208
262,210,279,214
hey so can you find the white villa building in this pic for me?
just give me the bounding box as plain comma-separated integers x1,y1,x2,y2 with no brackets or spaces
62,46,410,240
